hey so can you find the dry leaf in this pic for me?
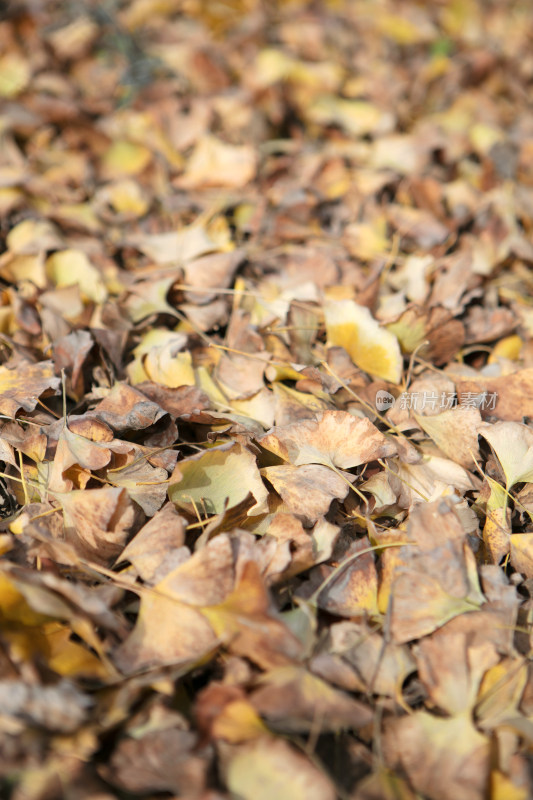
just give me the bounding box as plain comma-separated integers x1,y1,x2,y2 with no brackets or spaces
259,410,397,469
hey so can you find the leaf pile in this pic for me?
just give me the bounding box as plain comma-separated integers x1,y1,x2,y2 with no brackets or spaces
1,0,533,798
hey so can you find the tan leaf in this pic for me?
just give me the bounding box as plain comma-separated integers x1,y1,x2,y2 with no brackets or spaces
383,711,489,800
177,135,256,189
0,361,60,418
387,500,486,643
250,665,373,733
226,736,336,800
414,406,484,469
262,463,349,523
60,486,140,564
259,410,397,469
119,503,188,583
90,383,166,432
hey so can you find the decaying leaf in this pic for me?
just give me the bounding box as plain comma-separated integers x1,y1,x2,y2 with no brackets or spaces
3,1,533,797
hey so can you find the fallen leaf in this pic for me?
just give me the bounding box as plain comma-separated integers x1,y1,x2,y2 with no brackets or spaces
46,250,107,303
262,463,349,523
259,410,397,469
480,421,533,489
325,300,403,383
250,665,373,734
177,135,256,189
169,442,269,517
0,360,60,418
59,486,141,564
226,736,336,800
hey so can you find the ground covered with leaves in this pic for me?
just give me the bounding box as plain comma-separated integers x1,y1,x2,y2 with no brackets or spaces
1,0,533,798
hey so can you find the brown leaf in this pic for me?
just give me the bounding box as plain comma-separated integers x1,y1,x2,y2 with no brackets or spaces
250,665,373,734
108,722,208,795
0,360,60,417
451,367,533,421
90,382,167,432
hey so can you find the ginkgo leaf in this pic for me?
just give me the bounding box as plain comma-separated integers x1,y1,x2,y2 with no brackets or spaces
307,96,393,137
129,224,217,266
482,478,510,565
113,534,237,673
60,486,139,563
383,711,489,800
6,219,63,254
480,421,533,489
0,53,31,97
414,406,483,469
169,442,269,516
177,135,256,189
250,665,373,733
46,249,107,303
105,179,149,217
0,360,60,418
510,533,533,579
262,463,349,522
324,299,403,383
100,140,152,178
227,737,336,800
107,459,168,516
259,409,397,469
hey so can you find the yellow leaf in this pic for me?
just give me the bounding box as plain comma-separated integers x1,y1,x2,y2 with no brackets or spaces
0,573,51,626
376,14,429,45
0,254,47,288
325,299,403,383
489,335,522,363
0,187,24,215
483,479,510,565
144,349,195,388
212,699,268,742
46,250,107,303
169,442,269,516
45,624,109,679
6,219,63,255
107,179,149,216
491,770,529,800
227,736,336,800
101,140,152,178
0,54,31,98
307,96,393,137
344,219,390,260
480,422,533,489
254,48,294,86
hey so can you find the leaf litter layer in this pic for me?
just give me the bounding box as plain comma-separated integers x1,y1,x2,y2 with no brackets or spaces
1,0,533,798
